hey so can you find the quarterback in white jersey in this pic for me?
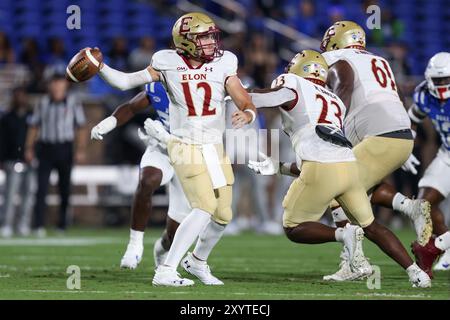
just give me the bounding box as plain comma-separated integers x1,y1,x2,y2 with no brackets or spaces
247,50,430,287
318,21,432,281
151,49,237,145
95,12,256,286
90,83,191,270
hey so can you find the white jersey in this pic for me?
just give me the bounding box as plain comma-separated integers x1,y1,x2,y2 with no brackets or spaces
271,73,355,163
151,49,238,144
322,49,411,144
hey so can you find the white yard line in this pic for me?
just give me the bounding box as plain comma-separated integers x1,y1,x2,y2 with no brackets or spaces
0,237,156,246
14,289,432,299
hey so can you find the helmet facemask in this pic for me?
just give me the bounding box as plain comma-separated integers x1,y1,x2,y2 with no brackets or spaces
427,76,450,100
191,28,223,62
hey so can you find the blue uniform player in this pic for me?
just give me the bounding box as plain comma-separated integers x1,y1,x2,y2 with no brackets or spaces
144,82,170,131
407,52,450,276
91,82,191,270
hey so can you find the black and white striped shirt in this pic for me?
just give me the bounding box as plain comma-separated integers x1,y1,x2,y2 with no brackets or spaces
29,94,86,143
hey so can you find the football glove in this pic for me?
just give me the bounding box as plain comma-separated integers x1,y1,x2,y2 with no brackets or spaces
401,153,420,175
248,152,280,176
91,116,117,140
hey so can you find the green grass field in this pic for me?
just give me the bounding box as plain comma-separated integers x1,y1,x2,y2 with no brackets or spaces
0,228,448,300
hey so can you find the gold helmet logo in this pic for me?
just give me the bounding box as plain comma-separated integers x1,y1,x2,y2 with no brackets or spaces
320,21,366,52
286,50,328,85
172,12,223,62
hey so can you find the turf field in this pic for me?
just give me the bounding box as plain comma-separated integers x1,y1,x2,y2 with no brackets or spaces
0,228,448,300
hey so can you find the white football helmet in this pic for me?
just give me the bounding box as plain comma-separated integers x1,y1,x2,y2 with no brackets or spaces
425,52,450,100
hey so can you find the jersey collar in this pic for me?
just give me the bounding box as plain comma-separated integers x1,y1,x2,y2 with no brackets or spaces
179,53,205,70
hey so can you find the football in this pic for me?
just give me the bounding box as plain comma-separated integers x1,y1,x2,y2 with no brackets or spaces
66,48,103,82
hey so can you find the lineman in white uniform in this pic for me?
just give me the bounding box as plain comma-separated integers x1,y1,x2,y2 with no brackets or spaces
246,50,430,287
320,21,432,281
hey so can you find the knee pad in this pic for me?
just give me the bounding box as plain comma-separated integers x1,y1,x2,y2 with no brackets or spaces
212,185,233,224
213,206,232,225
197,197,218,216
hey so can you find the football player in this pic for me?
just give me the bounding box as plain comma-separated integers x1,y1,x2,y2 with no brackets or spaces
247,50,431,287
90,82,191,270
92,12,256,286
406,52,450,276
319,21,432,280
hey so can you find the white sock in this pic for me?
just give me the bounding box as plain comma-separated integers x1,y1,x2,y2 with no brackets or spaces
435,231,450,251
392,192,408,212
193,219,226,262
335,227,345,242
163,208,211,268
406,262,420,273
331,207,348,223
129,229,144,247
154,237,167,254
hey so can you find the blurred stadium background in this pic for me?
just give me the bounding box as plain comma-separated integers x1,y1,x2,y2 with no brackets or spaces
1,0,450,236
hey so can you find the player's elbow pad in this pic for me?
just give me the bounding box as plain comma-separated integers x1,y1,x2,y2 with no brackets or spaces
99,64,154,90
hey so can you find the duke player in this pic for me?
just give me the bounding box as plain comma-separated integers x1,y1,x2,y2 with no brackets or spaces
90,12,256,286
90,82,192,269
407,52,450,276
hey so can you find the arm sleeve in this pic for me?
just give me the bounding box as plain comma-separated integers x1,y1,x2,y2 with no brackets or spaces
99,64,154,91
250,87,297,109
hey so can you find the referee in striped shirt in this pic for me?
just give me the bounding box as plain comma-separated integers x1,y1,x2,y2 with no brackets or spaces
24,68,87,236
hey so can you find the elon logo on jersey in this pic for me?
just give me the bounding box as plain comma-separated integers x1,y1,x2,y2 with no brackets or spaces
182,74,207,81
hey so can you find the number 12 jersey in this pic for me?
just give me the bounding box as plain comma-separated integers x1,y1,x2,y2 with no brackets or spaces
151,49,238,145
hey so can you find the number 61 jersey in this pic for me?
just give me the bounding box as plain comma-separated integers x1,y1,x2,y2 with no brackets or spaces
151,49,238,145
322,49,411,145
272,73,355,163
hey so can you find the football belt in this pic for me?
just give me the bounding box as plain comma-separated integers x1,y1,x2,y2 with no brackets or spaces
315,125,353,149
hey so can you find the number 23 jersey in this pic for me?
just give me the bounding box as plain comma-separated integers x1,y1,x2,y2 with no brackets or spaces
273,73,355,163
151,49,238,145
